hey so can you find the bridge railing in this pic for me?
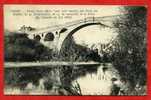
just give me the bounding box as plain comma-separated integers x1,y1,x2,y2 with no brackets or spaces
28,15,123,35
60,17,102,28
29,17,99,34
29,17,100,32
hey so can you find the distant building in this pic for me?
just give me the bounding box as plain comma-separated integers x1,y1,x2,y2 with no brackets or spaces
19,25,36,33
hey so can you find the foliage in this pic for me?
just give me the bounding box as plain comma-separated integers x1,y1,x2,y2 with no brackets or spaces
113,6,147,89
4,32,100,93
59,36,101,62
4,33,53,62
4,33,54,86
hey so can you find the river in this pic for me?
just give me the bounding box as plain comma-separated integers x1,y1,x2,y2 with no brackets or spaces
71,63,121,95
4,63,123,95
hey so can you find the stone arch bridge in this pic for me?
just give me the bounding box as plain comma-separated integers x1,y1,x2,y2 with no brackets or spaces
21,15,122,54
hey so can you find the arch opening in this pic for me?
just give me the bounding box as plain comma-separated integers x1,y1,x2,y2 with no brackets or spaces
44,32,55,41
34,35,41,41
59,23,101,53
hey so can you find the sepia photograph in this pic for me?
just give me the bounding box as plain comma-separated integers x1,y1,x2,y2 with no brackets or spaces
4,5,147,95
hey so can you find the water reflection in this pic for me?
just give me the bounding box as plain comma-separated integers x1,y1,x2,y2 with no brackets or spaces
5,63,122,95
71,63,120,95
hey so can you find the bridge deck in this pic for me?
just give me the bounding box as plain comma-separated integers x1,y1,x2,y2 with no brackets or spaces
28,15,123,34
4,61,101,68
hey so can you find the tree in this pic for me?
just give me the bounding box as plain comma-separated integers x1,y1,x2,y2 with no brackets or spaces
113,6,147,90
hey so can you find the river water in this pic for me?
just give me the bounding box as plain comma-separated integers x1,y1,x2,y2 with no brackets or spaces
71,63,121,95
4,63,122,95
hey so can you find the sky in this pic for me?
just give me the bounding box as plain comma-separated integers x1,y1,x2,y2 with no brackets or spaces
73,25,117,45
4,5,122,45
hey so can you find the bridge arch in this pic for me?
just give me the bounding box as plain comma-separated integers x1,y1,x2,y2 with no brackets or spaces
44,32,55,41
59,22,102,53
34,35,41,41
